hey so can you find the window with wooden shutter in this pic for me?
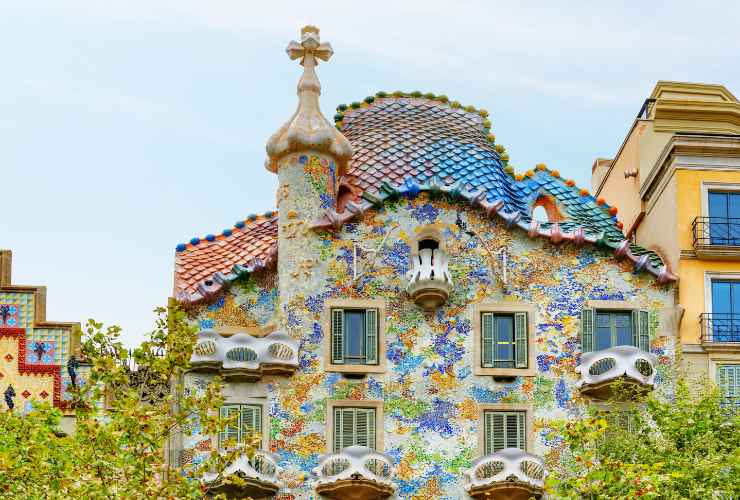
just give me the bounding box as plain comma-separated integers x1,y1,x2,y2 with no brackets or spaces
638,310,650,352
219,404,262,449
718,364,740,408
484,411,526,454
333,407,377,452
331,309,344,364
581,308,594,353
331,308,380,366
514,312,528,368
481,313,527,369
365,309,378,365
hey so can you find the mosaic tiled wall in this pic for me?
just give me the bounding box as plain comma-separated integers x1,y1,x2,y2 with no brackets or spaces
0,289,85,412
183,188,675,499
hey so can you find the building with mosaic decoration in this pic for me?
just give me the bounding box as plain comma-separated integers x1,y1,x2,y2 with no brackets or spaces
0,249,87,435
170,26,680,499
593,82,740,410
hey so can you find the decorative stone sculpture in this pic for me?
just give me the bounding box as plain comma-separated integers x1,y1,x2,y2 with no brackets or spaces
406,247,453,310
203,448,281,498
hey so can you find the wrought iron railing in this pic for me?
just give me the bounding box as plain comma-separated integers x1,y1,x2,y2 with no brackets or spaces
692,216,740,247
700,313,740,343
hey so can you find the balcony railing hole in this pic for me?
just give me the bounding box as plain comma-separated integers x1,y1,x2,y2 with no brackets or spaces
250,453,276,476
225,347,258,362
635,358,653,377
475,460,505,479
323,458,350,476
364,458,391,478
267,342,294,360
520,460,544,480
588,357,616,376
194,341,217,356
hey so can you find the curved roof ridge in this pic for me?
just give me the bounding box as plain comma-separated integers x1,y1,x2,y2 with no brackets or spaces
175,210,278,253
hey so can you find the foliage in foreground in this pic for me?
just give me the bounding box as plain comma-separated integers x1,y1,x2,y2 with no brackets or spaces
0,305,252,499
547,380,740,499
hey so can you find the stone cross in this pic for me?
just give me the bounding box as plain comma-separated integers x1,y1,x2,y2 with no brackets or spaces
285,25,334,94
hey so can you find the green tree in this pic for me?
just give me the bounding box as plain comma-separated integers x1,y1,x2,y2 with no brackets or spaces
547,380,740,499
0,305,256,499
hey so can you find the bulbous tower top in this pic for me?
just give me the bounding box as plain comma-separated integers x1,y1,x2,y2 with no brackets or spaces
265,26,353,174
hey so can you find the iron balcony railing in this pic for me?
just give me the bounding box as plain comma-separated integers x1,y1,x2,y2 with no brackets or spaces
700,313,740,343
692,216,740,247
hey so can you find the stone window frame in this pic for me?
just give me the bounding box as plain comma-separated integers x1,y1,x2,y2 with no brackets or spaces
323,298,387,375
477,403,534,455
210,396,270,451
410,223,448,257
583,300,652,351
473,301,537,377
325,399,385,453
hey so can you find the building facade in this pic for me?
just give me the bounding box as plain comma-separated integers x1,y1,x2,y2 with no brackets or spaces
593,81,740,408
0,249,87,434
172,27,679,499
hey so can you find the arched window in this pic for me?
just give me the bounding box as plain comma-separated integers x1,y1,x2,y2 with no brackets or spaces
531,195,563,223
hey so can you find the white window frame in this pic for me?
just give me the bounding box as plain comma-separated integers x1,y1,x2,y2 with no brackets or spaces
701,182,740,218
213,397,269,450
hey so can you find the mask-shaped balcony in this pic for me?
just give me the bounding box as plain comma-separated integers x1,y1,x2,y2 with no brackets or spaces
576,345,657,400
406,248,453,310
464,448,545,500
203,449,280,498
190,330,299,381
313,445,395,500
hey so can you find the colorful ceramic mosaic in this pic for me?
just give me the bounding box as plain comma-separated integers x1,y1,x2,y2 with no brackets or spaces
0,250,86,412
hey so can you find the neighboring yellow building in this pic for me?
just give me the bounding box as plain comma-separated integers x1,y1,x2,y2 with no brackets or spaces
594,81,740,404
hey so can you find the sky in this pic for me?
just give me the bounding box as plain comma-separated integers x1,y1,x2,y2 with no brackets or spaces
2,1,740,346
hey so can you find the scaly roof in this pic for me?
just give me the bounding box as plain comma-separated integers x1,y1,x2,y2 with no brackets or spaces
174,214,277,304
174,93,675,305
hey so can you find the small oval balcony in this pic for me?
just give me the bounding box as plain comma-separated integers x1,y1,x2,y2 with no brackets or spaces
464,448,545,500
576,345,657,400
406,248,453,310
190,330,299,381
203,449,280,498
313,445,395,500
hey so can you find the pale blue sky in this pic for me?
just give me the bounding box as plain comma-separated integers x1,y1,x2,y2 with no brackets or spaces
3,1,739,346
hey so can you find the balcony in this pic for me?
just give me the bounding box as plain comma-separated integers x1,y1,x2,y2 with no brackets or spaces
406,248,453,310
692,217,740,259
700,313,740,350
313,446,395,500
203,449,280,498
464,448,545,500
189,330,299,381
576,346,657,400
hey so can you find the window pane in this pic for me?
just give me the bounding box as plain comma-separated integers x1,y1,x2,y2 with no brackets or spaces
713,281,732,315
595,313,612,350
615,312,633,346
496,316,514,342
344,310,365,364
729,193,740,218
709,191,728,218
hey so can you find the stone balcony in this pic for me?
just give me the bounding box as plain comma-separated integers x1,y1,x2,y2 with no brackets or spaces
189,330,299,381
406,248,453,310
203,449,281,498
313,445,395,500
576,345,657,400
464,448,545,500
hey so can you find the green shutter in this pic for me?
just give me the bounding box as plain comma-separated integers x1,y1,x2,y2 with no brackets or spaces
219,405,240,448
240,405,262,444
581,308,594,353
514,312,528,368
485,411,507,454
365,309,378,365
341,408,355,450
355,408,376,448
333,407,342,452
639,310,650,351
718,365,740,406
482,313,494,368
331,309,344,364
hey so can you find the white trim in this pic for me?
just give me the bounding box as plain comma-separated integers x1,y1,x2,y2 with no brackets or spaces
704,271,740,316
700,182,740,217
